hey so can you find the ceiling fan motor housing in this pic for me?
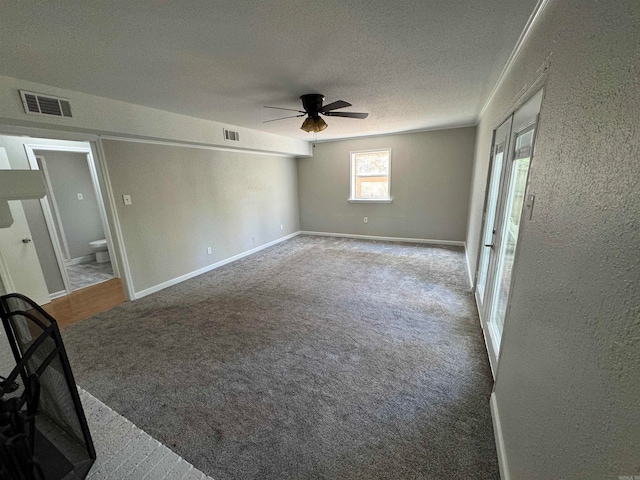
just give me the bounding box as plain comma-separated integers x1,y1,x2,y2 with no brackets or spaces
300,94,325,118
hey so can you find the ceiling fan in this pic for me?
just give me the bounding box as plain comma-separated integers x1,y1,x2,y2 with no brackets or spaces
264,94,368,132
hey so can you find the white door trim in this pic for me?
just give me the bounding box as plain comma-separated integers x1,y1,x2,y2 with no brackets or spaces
32,154,73,296
94,138,135,300
0,246,16,293
35,155,71,261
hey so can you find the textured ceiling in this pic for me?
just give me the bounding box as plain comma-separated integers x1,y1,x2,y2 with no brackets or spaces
0,0,538,141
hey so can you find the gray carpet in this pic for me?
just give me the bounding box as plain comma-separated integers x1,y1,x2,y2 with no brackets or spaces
61,235,498,479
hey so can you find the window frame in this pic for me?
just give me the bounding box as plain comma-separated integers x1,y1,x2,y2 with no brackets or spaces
348,148,392,203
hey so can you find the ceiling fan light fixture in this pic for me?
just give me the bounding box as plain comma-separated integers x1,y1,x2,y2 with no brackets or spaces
300,116,328,133
300,117,314,132
266,94,367,131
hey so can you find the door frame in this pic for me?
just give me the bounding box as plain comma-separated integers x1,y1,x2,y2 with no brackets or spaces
475,117,513,310
0,124,134,301
474,117,513,374
473,87,545,377
24,143,120,297
32,153,73,298
36,154,72,263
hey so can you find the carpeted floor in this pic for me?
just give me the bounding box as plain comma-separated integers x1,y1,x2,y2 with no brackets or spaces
61,235,498,479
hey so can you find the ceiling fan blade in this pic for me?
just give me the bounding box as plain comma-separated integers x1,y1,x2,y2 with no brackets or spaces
323,111,369,119
319,100,351,113
264,105,306,113
263,114,306,123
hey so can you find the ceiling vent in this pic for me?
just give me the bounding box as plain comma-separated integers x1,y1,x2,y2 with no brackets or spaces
19,90,73,118
223,128,240,142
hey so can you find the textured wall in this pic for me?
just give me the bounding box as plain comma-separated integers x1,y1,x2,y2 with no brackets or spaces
102,140,300,294
297,127,476,242
466,0,640,477
36,150,105,259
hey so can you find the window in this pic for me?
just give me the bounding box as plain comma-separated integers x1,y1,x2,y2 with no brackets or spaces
349,149,391,202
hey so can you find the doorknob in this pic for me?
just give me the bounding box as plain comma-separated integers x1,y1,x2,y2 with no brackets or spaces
22,238,32,243
484,243,493,248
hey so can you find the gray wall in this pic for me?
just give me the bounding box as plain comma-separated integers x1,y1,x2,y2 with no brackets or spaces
466,0,639,477
297,127,476,241
101,140,300,294
36,150,105,259
0,76,311,158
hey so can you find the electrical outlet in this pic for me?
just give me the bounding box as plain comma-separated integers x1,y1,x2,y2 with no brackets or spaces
207,247,212,255
123,194,132,205
280,224,284,230
77,193,83,200
364,217,368,224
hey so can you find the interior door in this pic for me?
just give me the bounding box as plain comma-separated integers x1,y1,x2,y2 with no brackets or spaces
475,89,543,372
0,149,51,305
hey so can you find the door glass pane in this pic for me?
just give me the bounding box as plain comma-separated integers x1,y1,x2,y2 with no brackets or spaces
477,146,504,300
489,126,534,342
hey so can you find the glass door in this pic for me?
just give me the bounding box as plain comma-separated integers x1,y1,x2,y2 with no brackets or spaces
475,89,543,373
475,117,512,308
487,124,535,344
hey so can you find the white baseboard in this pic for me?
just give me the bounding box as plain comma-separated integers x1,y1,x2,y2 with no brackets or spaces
491,392,510,480
65,254,96,265
134,232,301,299
478,304,497,379
465,245,475,289
49,290,67,300
299,231,465,247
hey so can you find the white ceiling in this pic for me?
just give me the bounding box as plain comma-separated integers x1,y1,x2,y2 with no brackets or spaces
0,1,538,141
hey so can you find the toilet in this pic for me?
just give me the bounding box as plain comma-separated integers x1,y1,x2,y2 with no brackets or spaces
89,239,110,263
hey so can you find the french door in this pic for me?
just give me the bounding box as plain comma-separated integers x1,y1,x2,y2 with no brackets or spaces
476,89,543,373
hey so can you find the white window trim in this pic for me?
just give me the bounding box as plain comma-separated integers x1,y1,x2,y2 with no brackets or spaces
347,198,393,204
348,148,392,203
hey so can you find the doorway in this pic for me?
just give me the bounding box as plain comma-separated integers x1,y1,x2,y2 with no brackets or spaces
28,145,114,293
475,89,543,373
0,134,119,303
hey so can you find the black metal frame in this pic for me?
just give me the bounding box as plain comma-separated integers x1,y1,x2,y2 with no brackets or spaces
0,293,96,477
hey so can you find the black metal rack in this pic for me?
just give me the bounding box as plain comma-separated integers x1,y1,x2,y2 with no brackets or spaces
1,293,95,480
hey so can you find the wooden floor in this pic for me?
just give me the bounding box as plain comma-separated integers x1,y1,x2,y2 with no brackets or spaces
42,278,126,329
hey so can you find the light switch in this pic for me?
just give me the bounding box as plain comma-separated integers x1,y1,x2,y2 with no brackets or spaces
77,193,83,200
123,194,132,205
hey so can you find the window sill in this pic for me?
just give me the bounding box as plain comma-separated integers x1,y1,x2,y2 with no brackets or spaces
347,198,393,204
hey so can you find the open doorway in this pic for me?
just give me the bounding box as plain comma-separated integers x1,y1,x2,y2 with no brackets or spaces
0,134,116,300
30,146,114,292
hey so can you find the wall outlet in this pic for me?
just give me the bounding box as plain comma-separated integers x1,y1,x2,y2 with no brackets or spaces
123,194,132,205
77,193,83,200
207,247,212,255
280,224,284,230
364,217,368,224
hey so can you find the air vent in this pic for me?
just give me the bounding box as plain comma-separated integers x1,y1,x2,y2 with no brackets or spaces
223,128,239,141
19,90,73,118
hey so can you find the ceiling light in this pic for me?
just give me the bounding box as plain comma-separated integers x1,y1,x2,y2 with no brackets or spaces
300,116,328,133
